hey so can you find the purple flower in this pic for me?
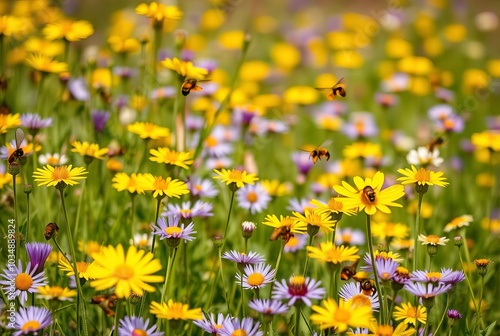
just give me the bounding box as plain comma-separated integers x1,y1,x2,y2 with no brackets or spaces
410,269,465,286
404,282,452,298
435,87,455,102
287,197,312,213
374,258,399,281
342,112,378,139
284,234,308,253
236,183,271,214
439,268,465,285
12,306,52,335
236,263,276,290
150,86,176,100
118,316,163,336
446,309,463,320
25,242,52,275
249,299,289,315
151,216,196,242
375,92,399,107
20,113,52,130
0,261,48,305
338,282,379,311
162,200,213,219
113,66,137,79
272,276,325,306
91,110,110,133
428,104,453,120
193,313,230,334
291,151,314,176
223,250,265,266
436,114,464,133
187,176,219,198
68,77,90,101
219,317,262,336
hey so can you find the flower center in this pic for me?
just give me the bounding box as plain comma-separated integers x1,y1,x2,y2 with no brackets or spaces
228,170,243,181
426,272,442,282
165,226,183,235
168,302,185,319
342,233,352,243
15,273,33,291
350,294,371,308
52,166,70,181
381,272,391,280
204,136,218,147
231,330,248,336
415,168,431,182
246,191,258,203
333,308,351,322
77,262,90,273
375,325,394,336
427,235,440,244
114,264,134,280
47,157,59,165
50,286,64,296
153,177,170,190
132,329,148,336
407,306,418,317
325,248,343,264
21,320,41,332
289,276,307,296
247,273,265,286
327,198,343,211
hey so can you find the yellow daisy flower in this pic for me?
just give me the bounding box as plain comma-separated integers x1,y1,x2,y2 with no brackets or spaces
33,165,87,187
418,234,449,246
307,243,360,265
213,168,258,190
0,113,21,134
90,244,164,298
292,209,336,233
0,15,31,38
128,122,171,140
71,141,108,161
311,298,372,332
371,221,409,241
24,37,64,57
37,285,77,301
107,36,140,54
139,174,189,199
78,240,102,257
160,57,208,80
397,165,448,188
311,197,357,216
368,319,415,336
262,214,307,234
149,147,194,169
58,257,100,280
112,172,146,194
444,214,473,232
333,171,405,215
42,19,94,42
135,2,183,23
393,302,427,325
150,300,203,321
25,54,68,74
260,179,291,197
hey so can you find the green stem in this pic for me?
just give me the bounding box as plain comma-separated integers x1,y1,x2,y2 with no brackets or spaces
458,250,478,313
113,299,121,336
473,276,485,334
294,306,301,336
365,213,384,324
413,192,424,272
203,251,219,310
423,306,433,336
222,191,236,245
434,293,450,335
13,174,19,261
218,246,232,315
58,188,88,336
303,235,314,276
24,191,30,259
130,193,136,240
269,240,284,295
161,247,178,302
73,178,86,259
240,272,245,318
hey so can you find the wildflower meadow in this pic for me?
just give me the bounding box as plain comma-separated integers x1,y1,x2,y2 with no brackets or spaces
1,0,500,335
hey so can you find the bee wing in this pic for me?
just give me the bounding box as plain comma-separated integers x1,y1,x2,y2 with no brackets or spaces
191,85,203,92
314,139,332,150
196,79,211,83
314,87,333,92
15,128,25,149
334,77,345,86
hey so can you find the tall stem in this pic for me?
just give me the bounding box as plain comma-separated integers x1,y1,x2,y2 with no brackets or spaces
58,188,88,336
269,240,284,295
434,293,450,335
294,306,301,336
222,191,236,245
303,235,314,276
365,213,384,324
218,246,231,315
413,193,424,272
161,247,178,302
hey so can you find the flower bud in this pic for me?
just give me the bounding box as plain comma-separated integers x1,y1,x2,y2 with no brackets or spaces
242,221,256,239
453,236,463,248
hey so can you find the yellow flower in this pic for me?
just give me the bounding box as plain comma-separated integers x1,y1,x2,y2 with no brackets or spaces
150,300,202,321
112,172,146,194
33,165,87,187
140,174,189,199
24,37,64,57
270,42,300,70
368,319,415,336
128,122,171,140
90,244,164,298
371,221,409,241
386,37,413,59
342,142,382,160
107,36,140,54
160,57,208,80
135,2,183,23
213,168,258,189
218,30,245,49
25,54,68,74
260,179,291,197
444,215,473,232
292,209,336,233
0,113,21,134
397,165,448,187
262,214,307,234
200,8,225,31
283,86,318,105
149,147,193,169
332,50,364,69
43,19,94,42
0,15,31,38
71,141,108,160
78,241,102,257
418,234,449,246
471,131,500,152
398,56,433,76
462,69,489,93
307,243,360,265
333,172,405,215
311,197,357,216
311,298,372,332
393,302,427,325
37,285,77,301
92,68,112,89
239,60,270,82
444,24,467,43
59,257,99,280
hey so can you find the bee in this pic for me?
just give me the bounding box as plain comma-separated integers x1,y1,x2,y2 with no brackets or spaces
8,128,25,165
427,136,444,152
353,272,377,296
90,293,118,317
362,186,376,203
269,226,294,244
340,259,360,281
315,77,346,100
302,140,331,164
181,78,209,96
44,222,59,241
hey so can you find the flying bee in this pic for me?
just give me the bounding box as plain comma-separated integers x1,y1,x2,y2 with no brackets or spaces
315,77,346,100
181,78,210,96
8,128,25,165
301,140,331,164
427,136,445,152
44,222,59,241
269,226,294,244
340,259,360,281
90,293,118,317
353,272,377,296
362,186,376,203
